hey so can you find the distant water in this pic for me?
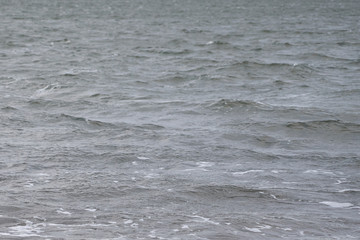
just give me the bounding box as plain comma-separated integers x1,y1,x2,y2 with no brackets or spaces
1,0,359,239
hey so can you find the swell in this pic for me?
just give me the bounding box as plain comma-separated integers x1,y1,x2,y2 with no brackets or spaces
285,120,360,132
224,118,360,134
56,114,116,128
138,47,192,55
207,99,354,122
208,99,273,110
215,61,315,77
299,52,357,62
221,60,297,69
37,112,166,132
180,184,277,201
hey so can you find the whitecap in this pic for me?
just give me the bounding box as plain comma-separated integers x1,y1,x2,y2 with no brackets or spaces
338,189,360,193
0,220,44,237
144,173,159,179
245,224,272,233
31,84,59,98
56,208,71,215
233,170,264,175
85,208,97,212
124,219,133,224
304,170,335,175
181,224,190,229
320,201,353,208
196,162,214,168
245,227,262,233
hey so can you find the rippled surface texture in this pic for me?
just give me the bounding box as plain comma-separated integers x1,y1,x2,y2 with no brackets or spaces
1,0,360,239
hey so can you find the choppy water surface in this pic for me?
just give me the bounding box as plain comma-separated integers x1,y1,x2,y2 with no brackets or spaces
1,0,360,239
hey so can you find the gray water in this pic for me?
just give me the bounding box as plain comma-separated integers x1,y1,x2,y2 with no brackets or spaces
1,0,360,239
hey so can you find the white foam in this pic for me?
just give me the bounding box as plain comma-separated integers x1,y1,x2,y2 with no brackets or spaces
320,201,353,208
346,234,358,239
181,224,190,229
32,84,58,98
56,208,72,215
124,219,133,224
24,181,34,188
34,173,50,177
0,220,44,237
338,189,360,193
277,227,292,231
144,173,159,179
259,225,272,230
190,215,220,225
137,156,149,160
245,227,262,233
304,170,335,175
245,224,272,233
182,168,197,171
270,194,278,199
233,170,264,175
85,208,97,212
196,162,214,168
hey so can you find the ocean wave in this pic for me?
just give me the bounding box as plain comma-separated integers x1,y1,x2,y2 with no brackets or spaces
181,28,209,34
215,61,314,77
136,123,165,130
285,120,360,132
189,39,241,50
1,106,18,111
209,99,273,111
336,41,360,47
139,47,192,55
155,75,190,84
230,60,295,68
181,184,278,201
159,49,193,55
55,113,118,129
300,52,354,62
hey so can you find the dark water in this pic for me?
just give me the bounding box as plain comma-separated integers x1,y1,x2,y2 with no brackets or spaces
1,0,360,239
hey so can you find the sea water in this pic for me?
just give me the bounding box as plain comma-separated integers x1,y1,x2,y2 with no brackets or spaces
1,0,359,239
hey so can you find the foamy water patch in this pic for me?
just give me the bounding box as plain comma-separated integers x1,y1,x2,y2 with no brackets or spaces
190,215,220,225
85,208,97,212
196,162,214,168
320,201,353,208
195,161,215,171
338,189,360,193
31,84,60,98
56,208,72,215
0,220,45,238
304,169,336,175
245,224,272,233
233,170,264,175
